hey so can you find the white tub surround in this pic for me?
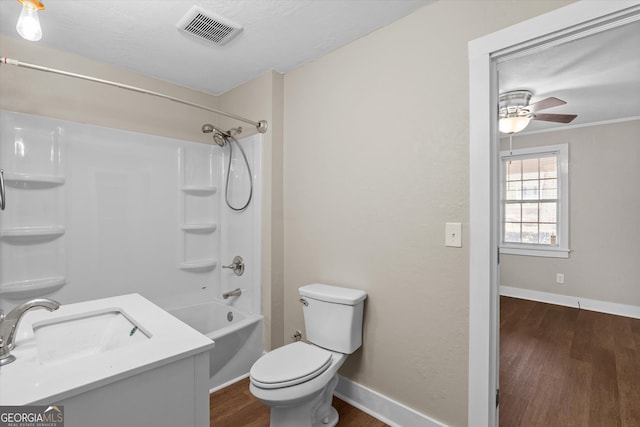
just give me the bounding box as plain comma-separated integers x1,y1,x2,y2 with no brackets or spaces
0,111,262,321
0,293,213,426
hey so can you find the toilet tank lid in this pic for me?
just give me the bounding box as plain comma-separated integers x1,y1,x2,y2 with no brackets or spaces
299,284,367,305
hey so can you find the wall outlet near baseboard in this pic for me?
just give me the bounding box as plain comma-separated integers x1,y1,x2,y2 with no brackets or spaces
556,273,565,284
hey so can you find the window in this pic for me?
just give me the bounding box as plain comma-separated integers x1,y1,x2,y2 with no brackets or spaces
500,143,569,258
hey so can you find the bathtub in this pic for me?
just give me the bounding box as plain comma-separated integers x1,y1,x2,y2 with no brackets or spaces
168,300,264,392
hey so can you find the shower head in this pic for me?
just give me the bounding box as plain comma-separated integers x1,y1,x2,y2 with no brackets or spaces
201,124,231,137
201,123,231,146
212,132,227,147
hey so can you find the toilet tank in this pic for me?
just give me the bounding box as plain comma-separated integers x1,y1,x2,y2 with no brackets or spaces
299,284,367,354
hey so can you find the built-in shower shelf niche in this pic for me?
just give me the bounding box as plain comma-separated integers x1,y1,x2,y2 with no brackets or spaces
180,223,217,233
0,277,66,299
178,145,219,273
3,172,66,188
0,226,66,240
179,259,218,272
181,186,217,195
0,111,68,303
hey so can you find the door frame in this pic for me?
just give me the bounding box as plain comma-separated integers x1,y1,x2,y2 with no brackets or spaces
468,1,640,425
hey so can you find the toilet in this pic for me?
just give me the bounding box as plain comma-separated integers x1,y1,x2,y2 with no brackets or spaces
249,283,367,427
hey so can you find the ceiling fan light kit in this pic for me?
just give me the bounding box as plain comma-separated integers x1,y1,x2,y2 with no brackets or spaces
498,89,577,134
499,114,531,134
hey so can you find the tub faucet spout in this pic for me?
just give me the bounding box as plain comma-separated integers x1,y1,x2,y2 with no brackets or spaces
223,288,242,299
0,298,60,366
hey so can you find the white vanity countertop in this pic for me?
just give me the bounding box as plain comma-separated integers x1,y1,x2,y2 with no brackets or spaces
0,293,214,405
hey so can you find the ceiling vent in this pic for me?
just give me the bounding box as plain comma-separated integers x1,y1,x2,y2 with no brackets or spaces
177,6,243,46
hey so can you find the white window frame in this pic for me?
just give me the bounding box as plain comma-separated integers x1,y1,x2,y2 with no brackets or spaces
499,143,569,258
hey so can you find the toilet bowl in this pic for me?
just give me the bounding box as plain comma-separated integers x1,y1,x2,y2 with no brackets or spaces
250,342,347,426
249,284,367,427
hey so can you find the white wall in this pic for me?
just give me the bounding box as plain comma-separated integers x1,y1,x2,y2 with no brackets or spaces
500,120,640,307
282,1,573,425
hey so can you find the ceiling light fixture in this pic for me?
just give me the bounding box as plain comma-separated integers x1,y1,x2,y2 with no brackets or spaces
16,0,45,42
499,110,531,134
498,89,578,134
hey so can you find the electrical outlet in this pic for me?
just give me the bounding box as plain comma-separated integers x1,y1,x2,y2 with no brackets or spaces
556,273,565,284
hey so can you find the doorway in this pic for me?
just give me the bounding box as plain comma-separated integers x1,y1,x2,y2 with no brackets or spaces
468,2,640,426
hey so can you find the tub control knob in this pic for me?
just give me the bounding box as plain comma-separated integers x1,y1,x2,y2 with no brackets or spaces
222,256,245,276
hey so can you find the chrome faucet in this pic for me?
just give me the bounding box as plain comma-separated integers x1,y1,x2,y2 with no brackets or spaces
0,298,60,366
222,288,242,299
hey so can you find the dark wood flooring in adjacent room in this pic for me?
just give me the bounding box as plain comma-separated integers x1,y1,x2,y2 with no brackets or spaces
209,377,389,427
500,296,640,427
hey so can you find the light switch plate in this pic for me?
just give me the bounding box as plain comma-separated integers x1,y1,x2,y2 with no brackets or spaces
445,222,462,247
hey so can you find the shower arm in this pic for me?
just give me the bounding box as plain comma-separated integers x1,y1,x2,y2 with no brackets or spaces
0,57,268,134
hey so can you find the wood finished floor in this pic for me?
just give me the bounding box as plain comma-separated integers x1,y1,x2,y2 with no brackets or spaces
209,377,389,427
500,296,640,427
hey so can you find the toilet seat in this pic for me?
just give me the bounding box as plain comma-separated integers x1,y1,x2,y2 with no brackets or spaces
250,342,333,389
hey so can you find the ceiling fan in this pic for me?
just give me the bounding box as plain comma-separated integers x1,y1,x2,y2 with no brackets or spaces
499,90,577,134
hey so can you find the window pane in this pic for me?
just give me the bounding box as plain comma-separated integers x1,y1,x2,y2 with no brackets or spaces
540,178,557,199
505,204,521,222
522,180,539,200
501,146,566,250
522,223,539,243
506,181,522,200
539,224,557,245
539,202,557,223
539,156,557,179
522,158,539,180
506,160,521,181
504,222,521,243
522,203,538,222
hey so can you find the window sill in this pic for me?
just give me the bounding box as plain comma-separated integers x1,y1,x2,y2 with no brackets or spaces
500,245,570,258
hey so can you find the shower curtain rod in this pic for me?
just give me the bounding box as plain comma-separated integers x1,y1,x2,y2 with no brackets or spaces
0,57,268,134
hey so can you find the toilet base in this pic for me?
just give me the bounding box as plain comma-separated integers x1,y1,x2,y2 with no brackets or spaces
265,374,340,427
318,407,339,427
270,404,338,427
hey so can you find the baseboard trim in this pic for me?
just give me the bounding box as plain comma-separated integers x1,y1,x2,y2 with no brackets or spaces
334,375,447,427
500,286,640,319
209,373,249,394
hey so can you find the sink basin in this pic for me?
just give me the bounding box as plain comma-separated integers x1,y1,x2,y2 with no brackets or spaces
33,309,150,365
1,293,213,409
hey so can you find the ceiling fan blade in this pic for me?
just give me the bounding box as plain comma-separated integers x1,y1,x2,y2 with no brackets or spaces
532,113,577,123
527,97,566,112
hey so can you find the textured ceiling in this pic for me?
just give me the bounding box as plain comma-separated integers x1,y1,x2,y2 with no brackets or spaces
498,19,640,133
0,1,637,131
0,0,431,95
